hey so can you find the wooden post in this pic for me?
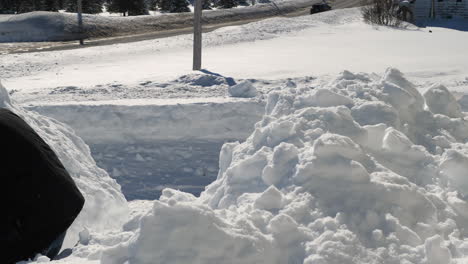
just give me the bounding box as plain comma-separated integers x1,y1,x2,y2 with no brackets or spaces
77,0,84,45
193,0,203,70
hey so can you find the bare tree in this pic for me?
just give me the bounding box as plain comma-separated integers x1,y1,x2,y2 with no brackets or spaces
361,0,402,27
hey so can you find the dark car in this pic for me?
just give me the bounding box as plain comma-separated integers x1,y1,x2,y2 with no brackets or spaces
310,3,332,14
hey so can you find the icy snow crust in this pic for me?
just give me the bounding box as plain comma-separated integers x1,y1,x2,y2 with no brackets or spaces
0,82,128,251
80,69,468,264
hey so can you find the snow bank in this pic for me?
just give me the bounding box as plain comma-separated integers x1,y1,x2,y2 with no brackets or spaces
0,81,128,250
0,12,81,42
0,0,316,42
97,69,468,263
28,98,264,144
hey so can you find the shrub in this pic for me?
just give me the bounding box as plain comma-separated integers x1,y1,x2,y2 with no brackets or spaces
361,0,402,27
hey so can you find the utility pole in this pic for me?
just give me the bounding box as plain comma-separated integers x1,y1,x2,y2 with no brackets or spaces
193,0,203,70
431,0,435,19
77,0,84,45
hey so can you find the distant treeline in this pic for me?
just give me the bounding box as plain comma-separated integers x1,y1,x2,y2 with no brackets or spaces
0,0,256,15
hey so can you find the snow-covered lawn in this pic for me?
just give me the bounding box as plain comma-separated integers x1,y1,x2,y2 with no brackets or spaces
2,8,468,104
2,7,468,264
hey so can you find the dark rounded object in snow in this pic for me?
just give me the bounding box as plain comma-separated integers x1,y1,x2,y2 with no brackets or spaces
0,108,85,263
310,3,332,14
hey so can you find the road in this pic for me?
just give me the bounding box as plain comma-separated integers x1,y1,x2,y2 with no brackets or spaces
0,0,361,55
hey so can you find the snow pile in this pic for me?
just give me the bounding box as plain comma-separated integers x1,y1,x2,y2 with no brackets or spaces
0,81,128,250
228,81,257,98
97,69,468,264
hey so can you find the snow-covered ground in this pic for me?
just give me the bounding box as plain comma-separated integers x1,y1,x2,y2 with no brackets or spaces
2,7,468,264
2,8,467,103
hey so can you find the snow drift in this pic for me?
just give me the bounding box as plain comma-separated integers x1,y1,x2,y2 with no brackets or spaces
95,69,468,264
0,81,128,251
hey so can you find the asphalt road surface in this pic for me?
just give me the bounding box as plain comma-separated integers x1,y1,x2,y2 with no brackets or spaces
0,0,361,55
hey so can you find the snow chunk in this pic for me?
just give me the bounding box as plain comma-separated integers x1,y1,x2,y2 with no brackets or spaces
440,150,468,197
339,70,371,81
351,101,399,127
382,81,417,112
313,133,366,162
17,254,51,263
226,146,270,184
382,127,414,153
295,153,370,184
177,74,228,87
425,235,452,264
254,186,284,211
294,134,372,185
458,94,468,112
362,123,387,151
35,256,50,263
262,143,299,186
0,81,11,108
386,213,422,246
294,88,354,108
383,68,424,111
228,81,257,98
424,84,463,118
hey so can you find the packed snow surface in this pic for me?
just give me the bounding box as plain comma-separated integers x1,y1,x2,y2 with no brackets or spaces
31,68,468,264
